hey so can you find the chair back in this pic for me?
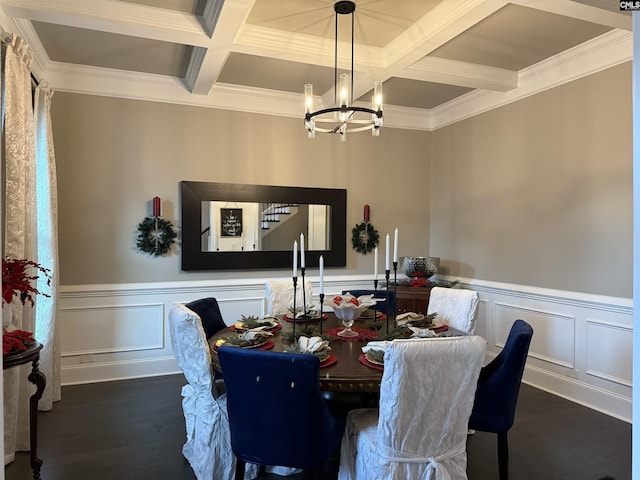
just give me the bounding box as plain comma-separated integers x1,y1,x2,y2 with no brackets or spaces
427,286,479,334
265,279,313,315
468,319,533,433
184,297,228,339
341,289,396,316
218,347,342,470
169,303,253,480
168,303,215,392
377,337,486,475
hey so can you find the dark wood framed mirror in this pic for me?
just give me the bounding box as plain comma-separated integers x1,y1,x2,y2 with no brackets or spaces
181,181,347,270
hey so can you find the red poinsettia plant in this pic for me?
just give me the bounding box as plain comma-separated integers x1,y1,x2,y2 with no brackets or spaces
2,257,51,307
2,257,51,355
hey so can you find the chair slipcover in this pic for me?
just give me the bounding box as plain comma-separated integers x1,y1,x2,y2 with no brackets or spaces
468,319,533,480
338,336,486,480
427,287,480,334
218,347,343,479
168,303,259,480
265,279,313,315
341,289,396,316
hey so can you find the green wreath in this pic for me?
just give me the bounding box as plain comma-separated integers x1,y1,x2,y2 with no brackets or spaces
351,221,379,254
136,217,177,256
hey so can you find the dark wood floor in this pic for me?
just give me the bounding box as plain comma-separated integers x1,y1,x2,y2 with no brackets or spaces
5,374,630,480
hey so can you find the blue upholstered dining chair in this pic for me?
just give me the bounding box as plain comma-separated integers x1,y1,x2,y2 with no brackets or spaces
468,319,534,480
184,297,228,339
218,346,344,480
341,289,396,316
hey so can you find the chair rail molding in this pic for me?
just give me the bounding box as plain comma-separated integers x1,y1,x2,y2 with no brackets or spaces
59,274,632,422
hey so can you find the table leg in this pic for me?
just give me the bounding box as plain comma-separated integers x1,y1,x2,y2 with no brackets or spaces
27,358,46,480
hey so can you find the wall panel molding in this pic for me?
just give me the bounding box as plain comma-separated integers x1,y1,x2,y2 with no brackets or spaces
59,274,632,422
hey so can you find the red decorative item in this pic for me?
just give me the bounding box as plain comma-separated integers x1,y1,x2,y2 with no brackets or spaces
152,196,161,217
2,257,51,307
363,204,370,222
3,329,36,355
326,327,379,342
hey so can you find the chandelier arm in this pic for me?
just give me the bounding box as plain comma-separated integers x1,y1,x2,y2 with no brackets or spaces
306,106,381,119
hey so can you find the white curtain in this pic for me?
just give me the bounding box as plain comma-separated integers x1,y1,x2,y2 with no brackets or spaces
2,34,60,463
34,82,60,411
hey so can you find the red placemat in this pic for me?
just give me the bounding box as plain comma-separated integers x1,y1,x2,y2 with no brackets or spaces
229,323,282,333
326,327,379,342
254,340,275,350
432,325,448,333
358,353,383,371
320,354,337,368
213,340,275,351
356,313,387,322
282,313,328,323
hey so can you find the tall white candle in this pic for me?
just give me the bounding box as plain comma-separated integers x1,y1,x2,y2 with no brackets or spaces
319,255,324,294
374,247,378,280
300,233,306,268
385,234,390,270
293,240,298,278
393,228,399,263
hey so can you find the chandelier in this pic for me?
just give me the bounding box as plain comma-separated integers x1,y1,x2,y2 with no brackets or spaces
304,1,383,141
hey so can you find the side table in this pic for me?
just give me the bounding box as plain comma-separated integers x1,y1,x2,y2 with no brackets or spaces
3,342,45,480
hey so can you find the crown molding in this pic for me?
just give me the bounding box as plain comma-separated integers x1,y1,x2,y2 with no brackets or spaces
35,26,630,133
429,28,631,129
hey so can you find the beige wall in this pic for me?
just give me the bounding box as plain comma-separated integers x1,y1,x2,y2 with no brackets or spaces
51,62,631,297
51,94,431,285
430,62,632,297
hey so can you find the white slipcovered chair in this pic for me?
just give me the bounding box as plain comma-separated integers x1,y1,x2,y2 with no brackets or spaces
168,303,259,480
265,279,313,315
427,286,480,334
338,336,486,480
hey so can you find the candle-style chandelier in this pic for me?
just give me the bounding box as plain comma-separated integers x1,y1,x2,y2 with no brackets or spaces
304,1,383,141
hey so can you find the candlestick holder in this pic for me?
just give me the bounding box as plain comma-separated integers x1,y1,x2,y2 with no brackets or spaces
385,269,391,335
319,293,325,334
292,276,298,339
300,267,307,319
393,261,398,329
373,279,380,322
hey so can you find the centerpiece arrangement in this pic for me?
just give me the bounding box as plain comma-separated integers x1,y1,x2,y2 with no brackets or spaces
324,293,378,337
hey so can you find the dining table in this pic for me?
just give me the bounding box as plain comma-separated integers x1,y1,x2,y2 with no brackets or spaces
209,312,464,393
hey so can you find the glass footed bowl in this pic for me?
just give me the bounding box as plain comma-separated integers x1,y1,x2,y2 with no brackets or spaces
324,294,377,337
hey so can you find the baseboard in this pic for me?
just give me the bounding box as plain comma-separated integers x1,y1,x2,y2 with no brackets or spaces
61,356,181,386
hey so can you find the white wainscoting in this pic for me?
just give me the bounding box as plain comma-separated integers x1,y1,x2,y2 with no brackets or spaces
58,275,632,422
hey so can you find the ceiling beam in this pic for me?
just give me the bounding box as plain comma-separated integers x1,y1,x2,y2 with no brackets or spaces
185,0,255,95
402,57,518,91
0,0,209,46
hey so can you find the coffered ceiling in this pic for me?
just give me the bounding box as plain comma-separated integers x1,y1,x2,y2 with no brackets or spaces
0,0,632,130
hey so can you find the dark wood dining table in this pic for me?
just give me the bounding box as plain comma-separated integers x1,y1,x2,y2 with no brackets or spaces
209,314,465,393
